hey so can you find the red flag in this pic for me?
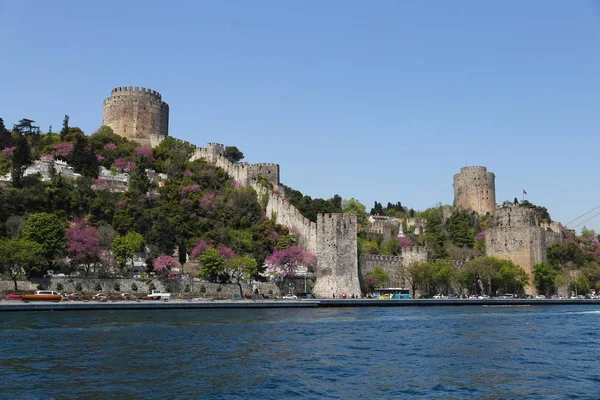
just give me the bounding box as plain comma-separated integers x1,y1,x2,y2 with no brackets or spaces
523,189,527,195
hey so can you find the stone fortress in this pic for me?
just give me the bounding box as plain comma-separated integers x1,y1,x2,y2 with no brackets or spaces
455,166,564,294
102,86,169,148
485,204,563,293
102,87,359,298
453,166,495,216
102,87,562,297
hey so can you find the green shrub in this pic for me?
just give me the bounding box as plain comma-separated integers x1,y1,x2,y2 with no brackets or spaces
94,282,102,292
75,282,82,292
131,283,138,292
113,282,120,292
36,283,45,290
200,285,206,294
184,284,190,293
149,282,156,291
216,286,222,292
56,283,64,292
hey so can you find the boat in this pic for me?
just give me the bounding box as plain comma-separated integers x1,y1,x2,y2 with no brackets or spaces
21,290,62,301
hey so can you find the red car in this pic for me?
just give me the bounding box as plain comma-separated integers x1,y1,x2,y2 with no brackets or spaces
7,292,22,300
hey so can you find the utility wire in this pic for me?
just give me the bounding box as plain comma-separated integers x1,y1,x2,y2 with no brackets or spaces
565,205,600,227
570,210,600,229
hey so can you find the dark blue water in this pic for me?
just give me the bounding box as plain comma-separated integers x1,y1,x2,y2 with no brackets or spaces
1,306,599,399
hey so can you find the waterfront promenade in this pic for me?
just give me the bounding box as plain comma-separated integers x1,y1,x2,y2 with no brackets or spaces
2,298,600,311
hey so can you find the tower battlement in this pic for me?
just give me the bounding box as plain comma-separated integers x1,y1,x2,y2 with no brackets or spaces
453,165,496,216
102,86,169,148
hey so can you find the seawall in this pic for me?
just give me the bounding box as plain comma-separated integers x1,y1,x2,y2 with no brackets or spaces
2,298,599,311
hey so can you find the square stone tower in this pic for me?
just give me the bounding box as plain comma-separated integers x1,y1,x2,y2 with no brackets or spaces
312,213,361,298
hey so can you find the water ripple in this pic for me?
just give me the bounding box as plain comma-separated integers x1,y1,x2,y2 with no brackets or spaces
1,305,599,398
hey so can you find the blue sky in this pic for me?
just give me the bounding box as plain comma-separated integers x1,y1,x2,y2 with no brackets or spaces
1,0,599,232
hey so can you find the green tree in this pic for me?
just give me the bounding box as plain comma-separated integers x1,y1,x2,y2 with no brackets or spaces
111,231,144,272
495,259,529,295
571,274,590,296
431,259,455,295
227,256,258,297
367,265,390,288
342,198,369,229
0,237,44,291
224,146,244,162
11,130,31,187
70,134,99,178
547,242,586,268
198,248,225,282
22,212,66,271
533,262,557,295
129,160,150,194
580,226,596,239
60,115,69,141
447,210,475,248
407,261,433,298
420,206,447,259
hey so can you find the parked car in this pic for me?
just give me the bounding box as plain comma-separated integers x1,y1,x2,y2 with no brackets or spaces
68,293,85,301
7,292,22,300
121,293,138,301
92,293,109,301
282,294,298,300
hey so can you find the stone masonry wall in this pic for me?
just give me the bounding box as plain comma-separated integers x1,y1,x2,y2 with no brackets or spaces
188,141,317,253
0,278,280,298
102,86,169,148
486,204,563,294
191,143,281,190
312,214,361,298
359,246,428,289
453,166,496,216
252,183,317,253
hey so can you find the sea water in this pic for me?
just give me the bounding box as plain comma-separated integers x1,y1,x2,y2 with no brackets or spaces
1,305,599,399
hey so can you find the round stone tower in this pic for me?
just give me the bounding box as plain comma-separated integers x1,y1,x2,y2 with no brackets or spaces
453,166,496,216
102,86,169,148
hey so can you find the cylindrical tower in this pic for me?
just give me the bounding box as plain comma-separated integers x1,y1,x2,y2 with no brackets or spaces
102,86,169,148
453,166,495,215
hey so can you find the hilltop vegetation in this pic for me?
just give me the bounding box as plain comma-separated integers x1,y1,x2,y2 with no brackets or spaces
0,118,296,288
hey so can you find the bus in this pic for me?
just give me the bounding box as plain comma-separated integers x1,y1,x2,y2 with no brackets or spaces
375,288,411,299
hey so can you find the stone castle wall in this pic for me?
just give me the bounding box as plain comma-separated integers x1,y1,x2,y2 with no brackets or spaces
191,143,281,190
486,205,563,294
102,86,169,148
405,217,427,236
251,183,317,253
453,166,495,216
101,88,359,296
0,278,280,298
312,214,361,298
359,246,428,288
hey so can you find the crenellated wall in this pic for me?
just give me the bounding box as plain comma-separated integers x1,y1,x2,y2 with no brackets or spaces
486,204,563,294
102,86,169,148
191,144,281,190
251,183,317,253
359,246,429,289
453,166,496,216
312,213,361,298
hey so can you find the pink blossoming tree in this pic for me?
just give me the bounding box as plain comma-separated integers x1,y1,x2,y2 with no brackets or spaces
190,239,213,260
2,146,16,158
266,246,317,277
66,219,100,276
53,142,74,158
152,255,181,281
135,146,154,165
